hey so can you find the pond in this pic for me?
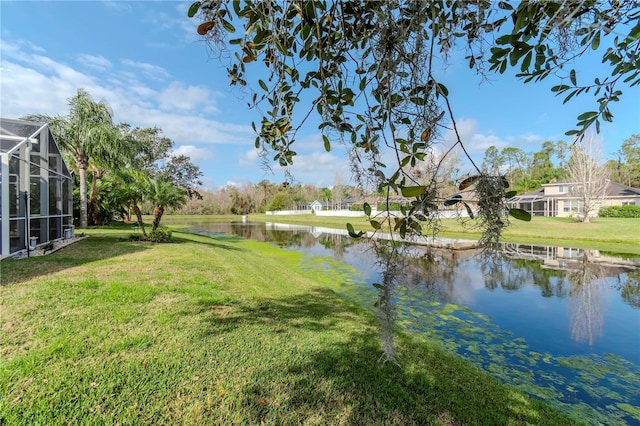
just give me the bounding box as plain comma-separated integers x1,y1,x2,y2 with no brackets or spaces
180,220,640,425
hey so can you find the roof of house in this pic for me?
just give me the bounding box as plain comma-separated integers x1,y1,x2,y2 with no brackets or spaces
605,181,640,197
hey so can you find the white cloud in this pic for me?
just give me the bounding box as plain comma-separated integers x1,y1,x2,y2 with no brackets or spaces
239,148,261,166
103,1,132,12
443,117,545,155
0,37,253,146
224,179,246,188
172,144,214,161
0,60,89,117
157,82,219,113
121,59,171,81
275,152,350,187
76,54,112,72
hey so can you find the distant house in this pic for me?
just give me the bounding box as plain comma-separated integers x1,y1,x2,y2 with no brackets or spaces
1,118,74,258
309,200,324,212
308,197,356,212
509,180,640,217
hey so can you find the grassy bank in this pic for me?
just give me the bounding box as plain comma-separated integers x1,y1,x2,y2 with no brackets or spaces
0,227,579,425
162,214,640,256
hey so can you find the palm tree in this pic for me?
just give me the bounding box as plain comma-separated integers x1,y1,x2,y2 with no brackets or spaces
24,89,118,229
149,179,187,231
113,169,151,238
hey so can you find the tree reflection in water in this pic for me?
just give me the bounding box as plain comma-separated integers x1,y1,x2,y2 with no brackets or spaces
615,269,640,308
370,240,401,363
371,242,638,359
568,252,608,346
369,241,468,362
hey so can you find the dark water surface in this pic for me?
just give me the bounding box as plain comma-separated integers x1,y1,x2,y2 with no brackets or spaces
181,220,640,424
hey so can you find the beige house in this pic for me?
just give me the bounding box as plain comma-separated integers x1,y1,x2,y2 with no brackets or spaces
510,180,640,218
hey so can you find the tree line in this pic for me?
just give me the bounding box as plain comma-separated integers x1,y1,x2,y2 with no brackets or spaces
24,89,202,236
175,179,364,215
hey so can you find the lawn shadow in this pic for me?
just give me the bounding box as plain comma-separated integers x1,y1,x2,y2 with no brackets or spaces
203,288,578,425
172,232,247,251
0,233,152,286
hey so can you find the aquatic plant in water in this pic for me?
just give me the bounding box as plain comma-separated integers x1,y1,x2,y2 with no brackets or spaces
298,252,640,425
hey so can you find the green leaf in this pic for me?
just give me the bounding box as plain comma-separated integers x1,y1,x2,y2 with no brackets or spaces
401,186,427,197
444,194,462,206
258,79,268,91
629,21,640,40
222,19,235,33
520,50,532,72
363,202,372,216
577,111,598,120
570,69,577,86
372,283,384,289
509,208,532,221
436,83,449,97
187,2,201,18
370,220,381,230
463,202,475,219
399,221,407,238
505,190,518,199
592,31,600,50
323,134,331,152
346,222,364,238
359,77,367,91
458,175,479,190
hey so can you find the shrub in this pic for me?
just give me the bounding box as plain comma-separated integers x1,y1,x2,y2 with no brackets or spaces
149,227,173,242
128,234,143,241
349,203,364,211
598,205,640,218
377,202,403,211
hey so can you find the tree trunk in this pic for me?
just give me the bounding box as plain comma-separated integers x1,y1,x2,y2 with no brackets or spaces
76,155,89,229
88,198,100,226
88,167,104,226
152,205,164,231
133,204,148,238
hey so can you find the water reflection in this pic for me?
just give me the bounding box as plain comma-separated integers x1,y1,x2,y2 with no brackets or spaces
189,221,639,347
568,257,608,346
369,241,400,363
615,269,640,308
183,221,640,422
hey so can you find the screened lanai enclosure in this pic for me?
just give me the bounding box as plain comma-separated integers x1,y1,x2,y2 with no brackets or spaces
1,118,74,258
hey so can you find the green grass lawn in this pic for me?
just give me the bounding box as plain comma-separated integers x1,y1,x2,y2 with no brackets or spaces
162,214,640,256
0,227,580,425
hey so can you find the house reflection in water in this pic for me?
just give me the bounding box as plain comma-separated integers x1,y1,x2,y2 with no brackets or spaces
503,243,640,276
504,243,639,346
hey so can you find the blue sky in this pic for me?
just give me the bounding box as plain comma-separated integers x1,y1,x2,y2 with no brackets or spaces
1,1,638,189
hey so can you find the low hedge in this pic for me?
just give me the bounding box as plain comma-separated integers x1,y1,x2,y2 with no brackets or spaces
599,205,640,218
